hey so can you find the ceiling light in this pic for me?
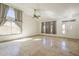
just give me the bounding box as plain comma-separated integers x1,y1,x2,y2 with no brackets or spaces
33,9,40,19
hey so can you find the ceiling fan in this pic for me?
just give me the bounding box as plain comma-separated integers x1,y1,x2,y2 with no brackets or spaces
33,9,41,19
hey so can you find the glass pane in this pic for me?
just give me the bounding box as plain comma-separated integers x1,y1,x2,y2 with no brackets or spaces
12,22,21,34
0,21,12,35
7,8,15,21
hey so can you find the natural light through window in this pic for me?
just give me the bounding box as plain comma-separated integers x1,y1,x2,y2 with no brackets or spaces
62,24,66,34
7,8,15,20
0,7,21,35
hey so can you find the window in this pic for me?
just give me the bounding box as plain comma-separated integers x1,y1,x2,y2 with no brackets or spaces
7,8,15,19
0,7,21,35
41,21,56,34
62,24,66,34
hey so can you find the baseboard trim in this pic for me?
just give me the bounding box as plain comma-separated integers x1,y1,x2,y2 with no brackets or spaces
39,33,79,40
0,34,39,43
0,33,79,43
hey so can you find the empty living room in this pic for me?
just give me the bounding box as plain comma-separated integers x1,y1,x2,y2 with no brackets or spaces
0,2,79,56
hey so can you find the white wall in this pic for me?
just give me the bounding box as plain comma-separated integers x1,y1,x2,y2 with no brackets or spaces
0,12,40,41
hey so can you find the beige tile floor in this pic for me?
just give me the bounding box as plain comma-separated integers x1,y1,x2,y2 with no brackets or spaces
0,35,79,56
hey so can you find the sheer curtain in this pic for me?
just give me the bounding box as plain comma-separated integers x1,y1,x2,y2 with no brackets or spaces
0,3,9,26
14,8,22,32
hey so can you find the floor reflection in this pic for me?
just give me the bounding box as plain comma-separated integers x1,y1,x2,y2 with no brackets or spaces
61,40,67,50
42,37,56,48
0,36,79,56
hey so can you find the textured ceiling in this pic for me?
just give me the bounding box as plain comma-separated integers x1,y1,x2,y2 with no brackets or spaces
6,3,79,21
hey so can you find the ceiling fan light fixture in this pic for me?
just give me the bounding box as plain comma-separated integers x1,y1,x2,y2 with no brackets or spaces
33,9,40,19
